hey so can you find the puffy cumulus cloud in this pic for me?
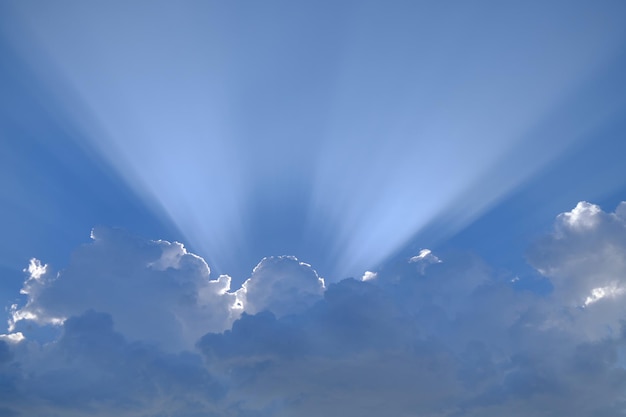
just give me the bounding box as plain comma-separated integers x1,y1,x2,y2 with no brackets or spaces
9,227,241,351
7,229,327,352
528,201,626,339
361,270,377,281
235,256,325,318
2,201,626,416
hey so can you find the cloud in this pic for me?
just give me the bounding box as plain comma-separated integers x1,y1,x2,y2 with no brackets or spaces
2,201,626,416
235,256,325,318
409,248,442,274
9,227,241,351
361,270,377,281
2,310,226,417
528,201,626,339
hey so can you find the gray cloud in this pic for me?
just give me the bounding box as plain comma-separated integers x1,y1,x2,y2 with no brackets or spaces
3,310,225,417
9,227,240,351
2,202,626,416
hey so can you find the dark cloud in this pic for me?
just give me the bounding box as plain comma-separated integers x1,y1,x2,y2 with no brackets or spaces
2,310,225,417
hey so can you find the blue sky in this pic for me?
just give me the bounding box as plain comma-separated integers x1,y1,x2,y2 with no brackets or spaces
1,1,626,416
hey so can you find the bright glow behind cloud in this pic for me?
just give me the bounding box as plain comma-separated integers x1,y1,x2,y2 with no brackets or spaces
4,1,626,278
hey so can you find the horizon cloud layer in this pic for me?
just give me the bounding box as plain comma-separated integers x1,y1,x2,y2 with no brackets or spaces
2,201,626,416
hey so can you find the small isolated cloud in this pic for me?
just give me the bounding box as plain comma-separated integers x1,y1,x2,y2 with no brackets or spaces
2,202,626,416
361,270,377,281
409,248,442,274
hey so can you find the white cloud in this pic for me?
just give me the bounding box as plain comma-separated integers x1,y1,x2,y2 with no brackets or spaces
9,227,241,351
528,201,626,339
23,258,47,281
361,270,377,281
235,256,325,318
558,201,602,231
8,231,327,351
0,332,24,343
409,248,442,274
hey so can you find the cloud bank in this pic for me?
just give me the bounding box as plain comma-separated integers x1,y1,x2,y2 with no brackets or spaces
2,201,626,416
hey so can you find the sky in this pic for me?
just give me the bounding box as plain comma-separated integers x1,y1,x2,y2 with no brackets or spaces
1,1,626,416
